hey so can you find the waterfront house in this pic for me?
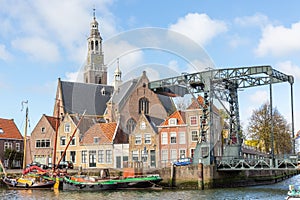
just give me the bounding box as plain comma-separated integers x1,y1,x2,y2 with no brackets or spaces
128,114,163,168
0,118,23,169
158,110,187,167
29,114,59,166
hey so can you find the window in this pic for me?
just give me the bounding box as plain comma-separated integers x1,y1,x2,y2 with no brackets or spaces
94,137,100,144
41,127,46,133
179,149,186,158
81,150,87,163
161,132,167,144
179,132,186,144
70,137,76,146
0,128,3,134
132,150,139,161
60,151,66,162
161,150,168,162
191,148,195,158
70,151,76,163
168,118,177,125
135,135,142,145
139,97,149,114
89,150,97,167
64,123,71,133
170,149,177,161
106,150,112,163
98,150,104,163
190,116,197,125
35,139,50,148
142,149,148,162
140,121,146,129
170,132,176,144
191,131,198,142
60,136,66,145
16,143,20,152
145,134,151,144
4,142,12,150
126,118,136,134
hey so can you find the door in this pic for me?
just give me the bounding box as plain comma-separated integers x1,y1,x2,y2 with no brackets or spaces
150,150,156,167
116,156,121,168
89,150,96,167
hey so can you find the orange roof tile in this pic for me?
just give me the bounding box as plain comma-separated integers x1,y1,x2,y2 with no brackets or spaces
0,118,23,139
99,122,117,142
187,96,205,109
45,115,60,131
161,110,186,126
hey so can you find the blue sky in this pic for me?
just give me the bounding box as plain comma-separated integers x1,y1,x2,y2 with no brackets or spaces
1,0,300,141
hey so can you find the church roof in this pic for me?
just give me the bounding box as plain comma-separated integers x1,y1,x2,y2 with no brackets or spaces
60,80,114,116
145,115,164,133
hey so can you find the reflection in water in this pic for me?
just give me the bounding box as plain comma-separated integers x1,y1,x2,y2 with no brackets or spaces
1,175,299,200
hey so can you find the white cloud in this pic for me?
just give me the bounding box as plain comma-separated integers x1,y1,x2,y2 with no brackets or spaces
65,71,82,82
12,37,60,62
0,44,12,61
255,22,300,57
235,13,270,28
169,13,227,46
276,61,300,79
249,90,268,104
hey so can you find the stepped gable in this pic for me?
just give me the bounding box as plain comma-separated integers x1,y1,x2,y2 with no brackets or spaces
0,118,23,139
60,80,113,116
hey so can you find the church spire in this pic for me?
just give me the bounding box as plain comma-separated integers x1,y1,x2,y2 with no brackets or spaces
84,8,107,84
113,58,122,90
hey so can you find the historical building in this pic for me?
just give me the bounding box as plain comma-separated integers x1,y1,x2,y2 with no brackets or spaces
158,110,188,167
128,114,163,168
29,114,59,166
84,10,107,84
0,118,23,168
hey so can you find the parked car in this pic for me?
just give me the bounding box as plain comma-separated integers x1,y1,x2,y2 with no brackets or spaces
172,157,193,166
57,161,74,169
26,161,49,169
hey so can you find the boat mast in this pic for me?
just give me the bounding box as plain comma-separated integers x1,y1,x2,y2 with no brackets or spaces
52,99,60,173
22,101,29,170
55,111,86,170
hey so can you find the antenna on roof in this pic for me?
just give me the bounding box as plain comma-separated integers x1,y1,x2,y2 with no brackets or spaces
93,6,96,19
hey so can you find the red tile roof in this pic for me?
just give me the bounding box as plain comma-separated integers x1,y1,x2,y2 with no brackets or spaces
45,115,60,131
99,122,117,142
0,118,23,139
187,95,205,109
161,110,186,126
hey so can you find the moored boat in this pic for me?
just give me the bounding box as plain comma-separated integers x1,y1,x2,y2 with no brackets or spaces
114,174,163,189
62,175,118,191
2,175,55,189
286,185,300,200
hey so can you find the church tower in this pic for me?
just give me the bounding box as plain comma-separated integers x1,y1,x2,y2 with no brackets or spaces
112,59,122,90
84,9,107,84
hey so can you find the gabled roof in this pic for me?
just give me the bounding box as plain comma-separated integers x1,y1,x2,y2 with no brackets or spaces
160,110,186,126
80,122,117,145
187,96,204,109
0,118,23,140
60,80,114,116
145,115,164,133
45,115,60,131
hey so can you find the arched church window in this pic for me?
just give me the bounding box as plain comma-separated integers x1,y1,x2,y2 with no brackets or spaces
91,41,94,50
95,41,99,51
139,97,149,114
126,118,136,134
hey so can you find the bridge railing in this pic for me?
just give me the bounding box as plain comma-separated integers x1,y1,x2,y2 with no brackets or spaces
215,154,299,170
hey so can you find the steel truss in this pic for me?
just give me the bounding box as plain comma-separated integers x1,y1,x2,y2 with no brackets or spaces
149,65,294,167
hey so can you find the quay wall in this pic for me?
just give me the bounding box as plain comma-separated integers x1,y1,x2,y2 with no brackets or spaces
158,164,299,189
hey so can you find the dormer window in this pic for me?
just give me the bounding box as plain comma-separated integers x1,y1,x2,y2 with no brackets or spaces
168,118,177,125
101,87,105,96
140,121,146,130
0,128,3,134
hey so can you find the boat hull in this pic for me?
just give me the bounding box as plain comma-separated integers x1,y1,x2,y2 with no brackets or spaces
2,177,55,189
115,176,163,189
62,176,118,191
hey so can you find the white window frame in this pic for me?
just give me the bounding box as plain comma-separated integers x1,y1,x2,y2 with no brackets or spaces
145,134,151,144
135,134,142,145
179,149,186,158
106,150,112,163
179,132,186,144
190,116,197,126
170,149,177,161
191,130,198,142
64,123,71,133
161,132,168,144
170,132,176,144
161,149,168,162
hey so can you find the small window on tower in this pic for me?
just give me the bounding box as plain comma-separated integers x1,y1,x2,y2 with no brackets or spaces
0,128,3,134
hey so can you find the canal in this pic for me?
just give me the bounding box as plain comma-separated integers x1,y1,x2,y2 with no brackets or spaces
1,174,299,200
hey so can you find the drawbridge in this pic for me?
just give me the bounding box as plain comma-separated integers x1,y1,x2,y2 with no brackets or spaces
148,65,296,170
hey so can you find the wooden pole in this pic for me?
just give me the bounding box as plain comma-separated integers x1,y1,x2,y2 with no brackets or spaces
198,163,204,190
22,107,28,170
52,99,60,173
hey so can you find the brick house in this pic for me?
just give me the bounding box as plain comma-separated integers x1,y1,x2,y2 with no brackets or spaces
129,114,163,168
158,110,188,168
80,121,128,169
29,114,59,166
0,118,23,168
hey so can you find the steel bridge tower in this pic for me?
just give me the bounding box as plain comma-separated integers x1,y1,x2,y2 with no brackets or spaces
148,65,294,166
